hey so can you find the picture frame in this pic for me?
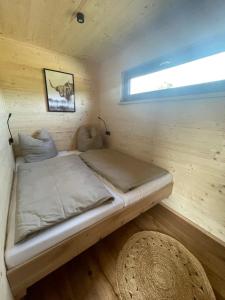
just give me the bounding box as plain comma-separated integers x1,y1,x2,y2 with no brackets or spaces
43,68,75,112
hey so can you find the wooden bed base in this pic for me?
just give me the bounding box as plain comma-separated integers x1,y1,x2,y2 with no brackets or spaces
7,183,173,299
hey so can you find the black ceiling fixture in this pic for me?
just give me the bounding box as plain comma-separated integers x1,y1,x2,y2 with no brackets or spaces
76,12,85,24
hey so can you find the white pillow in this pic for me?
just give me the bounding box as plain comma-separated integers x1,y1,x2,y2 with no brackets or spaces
77,126,103,152
19,129,58,163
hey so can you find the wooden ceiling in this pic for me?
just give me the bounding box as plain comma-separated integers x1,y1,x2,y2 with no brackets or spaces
0,0,225,62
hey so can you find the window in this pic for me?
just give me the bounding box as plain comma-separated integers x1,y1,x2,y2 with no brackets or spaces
121,35,225,102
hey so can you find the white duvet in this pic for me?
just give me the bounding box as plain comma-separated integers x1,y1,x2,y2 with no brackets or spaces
15,154,112,243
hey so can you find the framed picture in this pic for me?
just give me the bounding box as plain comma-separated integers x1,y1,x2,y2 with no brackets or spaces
43,68,75,112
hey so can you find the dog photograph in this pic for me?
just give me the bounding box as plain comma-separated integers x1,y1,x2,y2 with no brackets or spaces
44,69,75,112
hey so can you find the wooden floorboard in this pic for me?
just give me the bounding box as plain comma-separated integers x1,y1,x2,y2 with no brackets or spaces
25,204,225,300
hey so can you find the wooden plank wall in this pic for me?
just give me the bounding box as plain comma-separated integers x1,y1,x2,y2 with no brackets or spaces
0,88,15,300
98,32,225,243
0,37,99,155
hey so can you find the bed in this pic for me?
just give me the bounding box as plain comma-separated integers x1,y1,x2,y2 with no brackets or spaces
5,150,173,299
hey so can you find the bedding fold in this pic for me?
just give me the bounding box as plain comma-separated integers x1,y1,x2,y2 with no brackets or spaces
15,154,112,243
80,149,169,192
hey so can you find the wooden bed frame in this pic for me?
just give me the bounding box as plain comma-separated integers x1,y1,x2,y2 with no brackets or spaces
7,183,173,299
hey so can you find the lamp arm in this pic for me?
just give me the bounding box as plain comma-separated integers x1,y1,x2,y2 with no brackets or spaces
98,116,111,136
7,113,14,145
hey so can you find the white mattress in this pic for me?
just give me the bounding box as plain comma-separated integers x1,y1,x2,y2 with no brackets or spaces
5,151,172,269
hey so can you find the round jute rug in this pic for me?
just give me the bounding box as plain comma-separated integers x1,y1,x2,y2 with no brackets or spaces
116,231,215,300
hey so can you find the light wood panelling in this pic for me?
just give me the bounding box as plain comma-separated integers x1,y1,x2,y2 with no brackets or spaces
1,0,225,62
0,89,15,300
25,205,225,300
0,37,99,155
98,30,225,243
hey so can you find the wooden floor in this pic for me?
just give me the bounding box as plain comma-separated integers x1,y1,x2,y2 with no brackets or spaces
25,205,225,300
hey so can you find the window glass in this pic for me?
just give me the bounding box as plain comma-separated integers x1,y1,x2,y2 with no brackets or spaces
129,52,225,95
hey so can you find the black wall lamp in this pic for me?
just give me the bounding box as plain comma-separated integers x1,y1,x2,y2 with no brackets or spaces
7,113,14,145
98,116,111,136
